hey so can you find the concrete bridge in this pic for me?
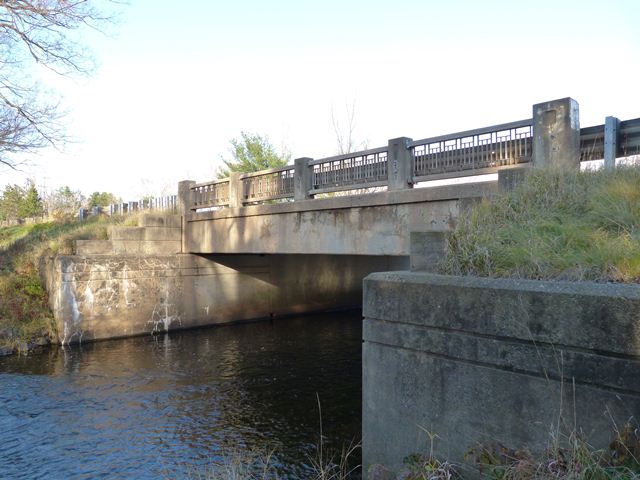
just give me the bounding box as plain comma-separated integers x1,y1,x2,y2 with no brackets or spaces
46,97,640,344
41,97,640,477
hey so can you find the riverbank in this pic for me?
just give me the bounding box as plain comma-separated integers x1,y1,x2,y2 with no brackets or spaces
0,217,127,355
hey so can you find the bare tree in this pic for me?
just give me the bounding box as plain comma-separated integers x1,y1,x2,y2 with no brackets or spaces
0,1,113,170
331,98,368,155
329,98,381,197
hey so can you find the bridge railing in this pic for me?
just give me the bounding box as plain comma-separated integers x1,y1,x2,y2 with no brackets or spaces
241,165,295,204
182,98,640,212
309,147,388,195
192,179,230,209
410,119,533,181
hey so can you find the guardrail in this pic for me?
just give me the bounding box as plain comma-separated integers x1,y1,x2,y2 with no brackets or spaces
182,99,639,212
580,117,640,162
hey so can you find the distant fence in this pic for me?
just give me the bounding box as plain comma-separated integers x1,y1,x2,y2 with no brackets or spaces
0,216,47,227
79,195,178,221
185,98,639,212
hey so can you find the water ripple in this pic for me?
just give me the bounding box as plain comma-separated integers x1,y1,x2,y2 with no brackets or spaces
0,312,362,479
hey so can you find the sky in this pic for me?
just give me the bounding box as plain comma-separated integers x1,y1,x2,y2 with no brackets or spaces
2,0,640,199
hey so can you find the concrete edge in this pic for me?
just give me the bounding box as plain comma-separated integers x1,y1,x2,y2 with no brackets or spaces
363,271,640,299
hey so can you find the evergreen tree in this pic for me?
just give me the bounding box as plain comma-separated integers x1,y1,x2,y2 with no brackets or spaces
19,181,44,219
217,132,290,179
0,184,25,222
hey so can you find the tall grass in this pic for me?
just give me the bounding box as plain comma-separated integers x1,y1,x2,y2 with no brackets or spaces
442,166,640,282
181,396,360,480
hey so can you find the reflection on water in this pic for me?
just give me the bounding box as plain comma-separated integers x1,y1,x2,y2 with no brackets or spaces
0,311,362,479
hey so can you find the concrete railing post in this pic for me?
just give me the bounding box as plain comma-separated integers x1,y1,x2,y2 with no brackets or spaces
387,137,414,190
228,172,244,208
604,116,620,170
178,180,196,254
294,157,313,201
178,180,196,215
532,97,580,169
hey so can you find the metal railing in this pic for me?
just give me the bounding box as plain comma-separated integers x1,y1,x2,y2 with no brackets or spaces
580,118,640,161
242,165,295,203
411,119,533,181
619,118,640,157
310,147,388,194
579,125,605,162
192,179,230,209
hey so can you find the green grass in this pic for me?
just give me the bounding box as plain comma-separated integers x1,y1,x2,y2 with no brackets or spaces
441,166,640,282
0,216,124,352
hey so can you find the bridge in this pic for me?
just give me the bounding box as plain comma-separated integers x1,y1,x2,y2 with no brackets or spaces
48,97,640,344
44,97,640,476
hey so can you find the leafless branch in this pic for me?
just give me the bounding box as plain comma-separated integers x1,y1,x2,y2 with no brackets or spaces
0,1,118,168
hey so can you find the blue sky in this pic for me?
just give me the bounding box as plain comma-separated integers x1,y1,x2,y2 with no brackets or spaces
3,0,640,198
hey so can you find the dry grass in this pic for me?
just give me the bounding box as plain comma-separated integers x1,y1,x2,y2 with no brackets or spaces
441,166,640,282
468,422,640,480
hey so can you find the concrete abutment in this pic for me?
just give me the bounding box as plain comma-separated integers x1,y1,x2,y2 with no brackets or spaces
362,272,640,475
46,250,408,344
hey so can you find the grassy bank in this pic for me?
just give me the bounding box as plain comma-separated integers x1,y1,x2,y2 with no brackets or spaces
442,165,640,282
0,217,124,353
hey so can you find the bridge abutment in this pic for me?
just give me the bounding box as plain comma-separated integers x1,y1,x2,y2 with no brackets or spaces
46,247,407,344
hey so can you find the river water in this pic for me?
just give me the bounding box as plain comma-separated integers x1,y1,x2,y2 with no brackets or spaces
0,311,362,479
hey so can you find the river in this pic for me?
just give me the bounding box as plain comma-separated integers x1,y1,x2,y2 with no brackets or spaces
0,311,362,479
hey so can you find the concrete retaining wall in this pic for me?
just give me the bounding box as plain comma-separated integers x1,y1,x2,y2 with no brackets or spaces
47,253,407,344
362,272,640,474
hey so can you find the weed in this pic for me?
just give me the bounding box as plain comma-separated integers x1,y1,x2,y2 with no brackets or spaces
398,428,458,480
183,448,279,480
309,393,361,480
467,423,640,480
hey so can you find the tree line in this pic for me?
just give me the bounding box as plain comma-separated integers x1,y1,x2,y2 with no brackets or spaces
0,183,119,223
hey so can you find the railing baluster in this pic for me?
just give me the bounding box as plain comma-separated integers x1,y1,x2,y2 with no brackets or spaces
409,119,533,181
